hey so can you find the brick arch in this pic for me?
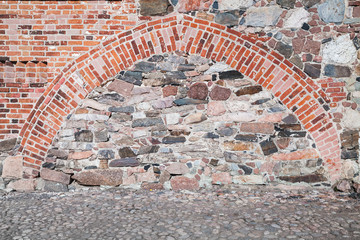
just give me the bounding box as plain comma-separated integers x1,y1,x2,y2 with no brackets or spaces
17,14,341,183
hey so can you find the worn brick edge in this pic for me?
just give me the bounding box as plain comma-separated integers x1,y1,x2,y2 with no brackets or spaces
12,13,341,184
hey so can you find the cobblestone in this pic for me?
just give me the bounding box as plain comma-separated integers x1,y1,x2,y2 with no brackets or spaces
0,185,359,240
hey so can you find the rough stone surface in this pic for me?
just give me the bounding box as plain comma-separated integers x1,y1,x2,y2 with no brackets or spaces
324,64,351,78
217,0,254,10
107,80,134,97
184,112,207,124
74,130,93,142
304,63,321,78
244,6,283,27
275,42,293,59
170,176,199,190
279,174,327,183
322,35,357,64
109,158,140,167
166,162,189,175
283,8,310,29
0,138,17,152
177,0,214,12
72,169,123,186
209,86,231,101
37,179,68,192
40,168,71,185
343,108,360,129
277,0,296,9
235,85,262,96
2,156,23,179
139,0,172,16
215,12,239,26
317,0,345,23
187,83,208,100
212,172,232,185
7,179,36,192
207,101,226,116
68,151,93,160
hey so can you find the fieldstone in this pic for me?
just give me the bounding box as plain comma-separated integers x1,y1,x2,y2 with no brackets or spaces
166,113,180,125
223,141,254,151
119,147,136,158
1,156,23,179
210,112,256,122
139,0,172,16
69,151,94,160
282,114,298,124
72,169,123,186
244,6,283,27
317,0,345,23
177,64,196,71
138,145,160,155
82,99,108,111
107,79,133,97
215,12,239,26
301,0,321,8
170,176,199,190
166,162,189,175
207,101,226,116
276,138,291,149
260,139,278,155
162,136,186,144
239,165,253,175
188,83,208,100
111,113,132,122
37,179,68,192
7,179,36,192
159,170,171,184
48,149,68,159
204,63,232,74
117,71,143,86
75,130,93,142
143,78,181,87
216,127,236,136
210,86,231,100
184,112,207,124
304,63,321,78
148,55,164,62
353,36,360,50
271,148,319,160
109,158,140,167
173,98,208,106
141,182,164,190
341,130,359,149
108,106,135,113
163,85,178,97
0,138,17,152
240,122,274,134
277,0,296,9
98,150,115,160
95,129,108,142
233,175,265,184
219,70,244,80
203,132,220,139
275,42,293,59
152,96,174,109
40,168,70,185
177,0,214,12
324,64,351,78
217,0,254,10
343,108,360,129
42,162,55,170
212,172,232,185
93,93,125,104
322,35,357,64
136,170,156,182
341,150,358,159
235,85,262,96
132,118,164,128
279,174,327,183
234,134,258,142
165,71,186,80
290,55,304,69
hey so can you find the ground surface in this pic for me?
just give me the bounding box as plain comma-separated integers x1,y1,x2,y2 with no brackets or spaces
0,185,359,240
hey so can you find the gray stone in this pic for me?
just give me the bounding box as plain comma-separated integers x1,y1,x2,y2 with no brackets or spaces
132,118,164,128
93,93,125,104
301,0,321,8
75,130,93,142
317,0,345,23
203,132,220,139
244,6,283,27
108,106,135,113
138,145,160,155
47,149,68,159
354,36,360,50
95,129,108,142
109,158,140,167
148,55,164,62
162,136,186,144
215,12,239,26
177,64,196,71
173,99,208,106
324,64,351,78
235,134,258,142
304,63,321,78
98,150,115,160
0,138,17,152
217,0,254,10
42,162,56,170
289,55,303,69
38,179,68,192
239,165,253,175
165,71,187,80
134,61,156,73
216,127,236,137
235,85,262,96
282,114,298,124
119,147,136,158
276,0,296,9
117,71,143,86
275,42,293,59
219,70,244,80
72,169,123,186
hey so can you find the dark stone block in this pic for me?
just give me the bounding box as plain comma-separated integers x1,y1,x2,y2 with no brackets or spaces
138,145,160,155
203,132,220,139
173,98,208,106
47,149,68,159
119,147,136,158
279,174,327,183
139,0,173,16
260,139,278,155
340,130,359,150
215,12,239,26
117,71,143,86
165,71,187,80
132,118,164,128
134,61,156,73
235,134,258,142
210,159,219,166
353,36,360,50
282,114,298,124
301,23,310,30
148,55,165,62
108,106,135,113
304,63,321,78
341,150,359,159
93,93,125,104
324,64,351,78
98,150,115,160
276,0,296,9
41,180,68,192
219,70,244,80
301,0,321,8
95,129,108,142
84,166,97,170
275,41,293,59
0,138,17,152
251,98,271,105
177,64,196,71
109,158,140,167
75,130,93,142
162,136,186,144
239,165,252,175
42,162,55,170
235,85,262,96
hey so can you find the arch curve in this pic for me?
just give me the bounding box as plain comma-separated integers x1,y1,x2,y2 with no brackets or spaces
18,14,341,183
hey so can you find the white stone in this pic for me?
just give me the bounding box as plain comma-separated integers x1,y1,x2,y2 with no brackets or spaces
59,129,73,138
165,113,180,125
204,62,232,74
133,130,147,138
82,99,108,111
322,34,357,64
217,0,254,10
226,101,251,112
233,175,266,184
283,8,310,29
137,102,151,111
132,112,146,119
209,112,256,122
343,108,360,129
2,156,23,179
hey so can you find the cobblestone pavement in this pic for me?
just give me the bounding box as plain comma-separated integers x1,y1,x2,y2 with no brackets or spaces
0,185,359,240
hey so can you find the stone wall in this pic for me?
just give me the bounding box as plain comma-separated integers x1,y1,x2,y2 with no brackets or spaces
0,0,359,192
